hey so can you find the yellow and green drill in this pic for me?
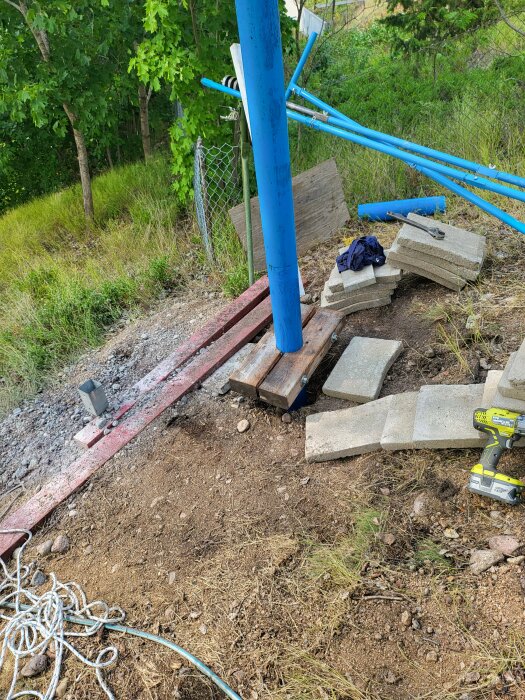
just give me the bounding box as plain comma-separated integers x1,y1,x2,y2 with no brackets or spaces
469,407,525,506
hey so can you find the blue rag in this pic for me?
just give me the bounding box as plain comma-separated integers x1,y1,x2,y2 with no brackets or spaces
336,235,386,273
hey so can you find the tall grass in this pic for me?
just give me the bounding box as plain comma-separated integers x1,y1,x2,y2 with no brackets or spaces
0,155,245,413
289,21,525,219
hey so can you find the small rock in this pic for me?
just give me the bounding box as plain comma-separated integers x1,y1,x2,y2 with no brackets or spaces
488,535,521,557
380,487,390,496
426,650,438,662
237,419,250,433
444,528,459,539
21,654,48,677
424,347,436,358
165,606,175,620
199,624,208,635
299,476,310,486
37,540,53,556
384,670,397,684
281,413,292,424
51,534,70,554
469,549,504,575
411,493,429,518
96,418,108,429
382,533,396,546
13,466,28,481
55,678,69,698
31,570,47,587
411,617,421,630
479,358,491,370
84,545,94,555
68,510,78,518
464,671,481,684
300,293,312,304
508,555,525,565
189,610,202,620
400,610,411,626
179,512,187,519
168,571,177,585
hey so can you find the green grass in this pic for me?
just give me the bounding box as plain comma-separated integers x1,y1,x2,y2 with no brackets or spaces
289,21,525,217
306,508,383,588
0,155,246,414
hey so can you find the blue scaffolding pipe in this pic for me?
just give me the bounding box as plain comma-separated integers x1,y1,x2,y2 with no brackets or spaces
234,0,303,353
201,78,525,213
290,84,525,193
286,110,525,205
288,32,525,190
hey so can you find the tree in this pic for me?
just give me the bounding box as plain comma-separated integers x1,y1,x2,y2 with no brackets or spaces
0,0,161,219
382,0,496,55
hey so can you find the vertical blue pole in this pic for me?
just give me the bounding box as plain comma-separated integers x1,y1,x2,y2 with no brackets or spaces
235,0,303,353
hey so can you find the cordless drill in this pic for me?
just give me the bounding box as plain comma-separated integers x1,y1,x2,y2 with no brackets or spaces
469,408,525,505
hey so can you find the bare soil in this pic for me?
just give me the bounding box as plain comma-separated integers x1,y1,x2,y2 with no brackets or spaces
3,213,525,699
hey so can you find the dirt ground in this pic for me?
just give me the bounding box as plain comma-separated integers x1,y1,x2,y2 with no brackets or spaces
3,211,525,699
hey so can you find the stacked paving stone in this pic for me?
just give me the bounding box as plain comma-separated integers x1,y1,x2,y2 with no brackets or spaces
487,342,525,413
305,368,515,463
386,213,486,291
321,248,402,316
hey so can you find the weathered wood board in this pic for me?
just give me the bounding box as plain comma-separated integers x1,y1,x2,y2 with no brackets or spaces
229,158,349,272
258,308,345,409
229,304,316,398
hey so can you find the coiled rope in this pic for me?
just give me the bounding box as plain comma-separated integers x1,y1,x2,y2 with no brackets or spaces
0,529,243,700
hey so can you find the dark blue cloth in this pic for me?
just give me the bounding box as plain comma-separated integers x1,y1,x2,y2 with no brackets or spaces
336,236,386,273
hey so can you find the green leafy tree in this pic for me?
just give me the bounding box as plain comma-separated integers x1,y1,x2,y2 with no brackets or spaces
0,0,157,218
382,0,496,62
130,0,239,203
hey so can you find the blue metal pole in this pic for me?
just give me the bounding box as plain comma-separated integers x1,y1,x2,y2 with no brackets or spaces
286,110,525,204
285,32,319,100
200,77,525,233
235,0,302,353
291,84,525,190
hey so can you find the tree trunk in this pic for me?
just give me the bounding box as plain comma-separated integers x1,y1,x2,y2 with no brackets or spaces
138,83,152,160
63,102,94,219
13,0,95,220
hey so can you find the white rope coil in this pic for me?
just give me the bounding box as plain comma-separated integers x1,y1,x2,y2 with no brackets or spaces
0,529,125,699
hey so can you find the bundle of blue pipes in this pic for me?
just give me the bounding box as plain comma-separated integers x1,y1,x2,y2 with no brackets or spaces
202,31,525,236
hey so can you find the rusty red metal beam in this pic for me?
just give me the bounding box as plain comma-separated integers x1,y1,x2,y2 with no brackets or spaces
74,276,270,448
0,295,273,558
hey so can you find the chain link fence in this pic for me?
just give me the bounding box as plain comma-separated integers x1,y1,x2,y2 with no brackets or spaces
193,134,243,261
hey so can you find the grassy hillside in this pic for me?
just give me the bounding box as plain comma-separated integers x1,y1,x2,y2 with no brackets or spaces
0,156,246,413
290,21,525,220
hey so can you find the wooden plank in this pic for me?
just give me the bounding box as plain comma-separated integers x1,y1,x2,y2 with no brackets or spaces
258,308,344,409
0,297,273,559
73,276,270,449
229,304,316,398
229,159,349,271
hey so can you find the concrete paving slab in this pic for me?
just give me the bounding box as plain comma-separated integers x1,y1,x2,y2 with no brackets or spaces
497,353,525,401
508,340,525,387
412,384,486,448
389,242,480,281
482,370,503,407
305,395,393,462
381,391,419,450
388,243,467,290
327,265,344,293
374,260,402,283
321,292,392,314
323,280,397,303
341,264,376,292
385,251,465,292
202,343,255,395
323,336,403,402
397,213,485,270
